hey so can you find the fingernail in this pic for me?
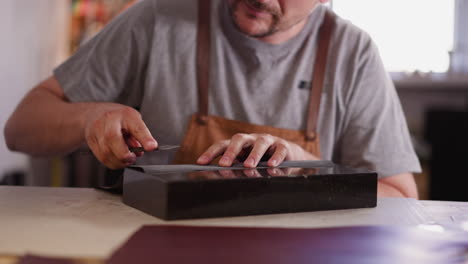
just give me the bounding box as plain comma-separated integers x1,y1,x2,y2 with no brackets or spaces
220,157,230,165
246,158,255,167
270,159,278,167
197,155,208,163
147,141,157,148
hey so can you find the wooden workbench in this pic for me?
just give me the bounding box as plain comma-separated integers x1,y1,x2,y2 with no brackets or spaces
0,186,467,262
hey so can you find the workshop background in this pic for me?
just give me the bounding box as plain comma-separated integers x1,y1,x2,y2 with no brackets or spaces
1,0,467,201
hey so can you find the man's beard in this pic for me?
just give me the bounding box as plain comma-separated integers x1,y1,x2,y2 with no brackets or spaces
228,0,281,38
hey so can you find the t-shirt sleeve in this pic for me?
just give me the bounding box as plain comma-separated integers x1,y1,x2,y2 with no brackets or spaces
338,37,422,178
54,0,156,106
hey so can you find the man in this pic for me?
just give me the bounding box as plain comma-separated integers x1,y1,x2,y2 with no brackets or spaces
4,0,421,197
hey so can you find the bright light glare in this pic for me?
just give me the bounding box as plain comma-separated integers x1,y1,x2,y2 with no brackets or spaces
332,0,454,73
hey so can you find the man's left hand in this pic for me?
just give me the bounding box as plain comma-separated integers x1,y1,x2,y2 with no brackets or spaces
196,133,319,168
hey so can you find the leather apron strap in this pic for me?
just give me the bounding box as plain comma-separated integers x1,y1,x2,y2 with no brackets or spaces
306,11,337,141
196,1,337,138
196,0,211,124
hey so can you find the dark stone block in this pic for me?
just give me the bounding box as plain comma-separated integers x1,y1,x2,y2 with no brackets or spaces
122,162,377,220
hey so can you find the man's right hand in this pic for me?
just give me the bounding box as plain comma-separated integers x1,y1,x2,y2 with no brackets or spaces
84,105,158,169
4,76,158,170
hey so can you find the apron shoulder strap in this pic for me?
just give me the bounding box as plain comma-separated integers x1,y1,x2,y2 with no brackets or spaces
196,0,212,124
306,10,337,141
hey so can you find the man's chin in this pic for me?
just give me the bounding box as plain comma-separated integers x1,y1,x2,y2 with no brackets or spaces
239,27,268,38
229,2,277,39
234,17,274,38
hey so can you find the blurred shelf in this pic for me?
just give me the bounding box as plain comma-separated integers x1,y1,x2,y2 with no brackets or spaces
393,73,468,92
70,0,136,53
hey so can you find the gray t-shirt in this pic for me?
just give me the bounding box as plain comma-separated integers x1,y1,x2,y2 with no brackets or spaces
54,0,421,177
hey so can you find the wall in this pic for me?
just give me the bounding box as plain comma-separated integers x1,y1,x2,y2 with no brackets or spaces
396,81,468,200
396,80,468,137
0,0,69,180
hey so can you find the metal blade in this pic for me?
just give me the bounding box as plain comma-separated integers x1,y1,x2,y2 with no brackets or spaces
129,145,180,153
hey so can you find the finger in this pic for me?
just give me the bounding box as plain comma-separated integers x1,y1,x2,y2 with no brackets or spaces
197,140,230,165
220,134,254,167
105,147,135,169
105,122,137,166
103,136,137,169
267,142,289,167
94,137,135,169
123,113,157,152
125,135,144,157
124,133,141,147
243,135,274,168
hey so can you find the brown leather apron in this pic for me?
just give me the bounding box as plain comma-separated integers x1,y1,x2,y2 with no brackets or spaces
174,0,337,164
